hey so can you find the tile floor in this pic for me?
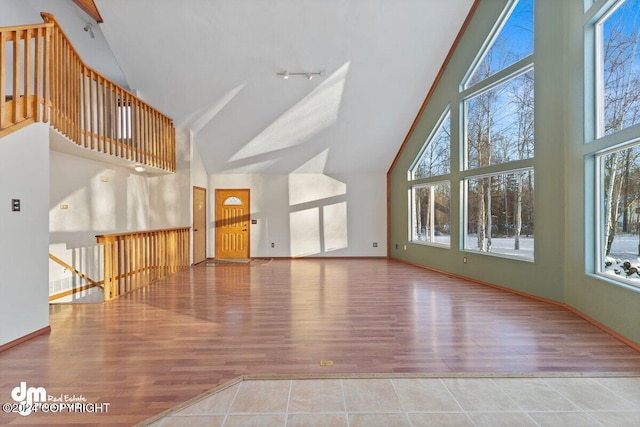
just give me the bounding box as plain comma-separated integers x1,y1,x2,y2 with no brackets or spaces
142,375,640,426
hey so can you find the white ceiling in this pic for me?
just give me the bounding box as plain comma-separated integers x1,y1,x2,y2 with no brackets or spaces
95,0,474,174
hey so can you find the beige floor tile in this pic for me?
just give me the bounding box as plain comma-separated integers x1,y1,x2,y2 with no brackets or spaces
588,411,640,427
441,378,520,411
468,412,538,427
408,412,474,427
543,378,638,411
161,415,225,427
175,383,239,415
229,380,290,413
342,379,403,412
287,413,348,427
223,414,286,427
594,377,640,407
528,412,602,427
392,378,462,411
348,413,411,427
492,378,578,411
288,379,345,413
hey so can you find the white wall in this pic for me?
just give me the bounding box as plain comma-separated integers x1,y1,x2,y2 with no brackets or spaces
49,150,150,296
0,124,50,346
209,173,387,258
149,129,191,229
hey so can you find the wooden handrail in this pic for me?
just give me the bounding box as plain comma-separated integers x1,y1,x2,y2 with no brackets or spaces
48,253,102,288
0,14,175,172
96,227,191,301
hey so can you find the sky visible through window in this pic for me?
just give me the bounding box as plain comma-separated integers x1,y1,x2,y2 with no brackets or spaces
601,0,640,135
465,0,534,89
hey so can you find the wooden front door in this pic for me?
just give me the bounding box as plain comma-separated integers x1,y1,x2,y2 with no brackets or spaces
215,189,250,259
193,186,207,264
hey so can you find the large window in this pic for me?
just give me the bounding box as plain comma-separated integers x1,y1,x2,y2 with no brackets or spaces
593,0,640,287
409,108,451,247
462,0,535,261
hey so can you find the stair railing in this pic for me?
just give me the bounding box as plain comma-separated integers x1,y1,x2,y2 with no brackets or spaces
96,227,191,301
0,13,176,172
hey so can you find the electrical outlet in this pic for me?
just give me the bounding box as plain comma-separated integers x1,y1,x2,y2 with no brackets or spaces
403,245,407,250
11,199,20,212
271,242,275,248
373,242,378,247
463,257,468,264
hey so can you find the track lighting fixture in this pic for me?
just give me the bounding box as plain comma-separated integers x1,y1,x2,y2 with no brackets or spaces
277,70,325,80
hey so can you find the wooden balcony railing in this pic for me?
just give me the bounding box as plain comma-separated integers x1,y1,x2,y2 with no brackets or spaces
0,13,175,172
96,227,190,301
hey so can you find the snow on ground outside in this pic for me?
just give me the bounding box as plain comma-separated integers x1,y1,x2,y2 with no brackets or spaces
604,233,640,286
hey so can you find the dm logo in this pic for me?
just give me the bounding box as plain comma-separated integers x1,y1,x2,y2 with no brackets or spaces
11,382,46,416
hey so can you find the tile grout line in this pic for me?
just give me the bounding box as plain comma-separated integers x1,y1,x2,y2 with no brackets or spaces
438,377,476,426
489,377,542,427
221,380,243,427
284,380,292,427
389,378,413,426
539,377,606,427
341,379,350,427
591,377,640,410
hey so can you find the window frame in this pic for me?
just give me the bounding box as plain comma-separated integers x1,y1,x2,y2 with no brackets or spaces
409,180,452,248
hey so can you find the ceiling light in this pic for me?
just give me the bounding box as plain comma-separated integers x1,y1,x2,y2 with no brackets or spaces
277,70,325,80
134,164,146,172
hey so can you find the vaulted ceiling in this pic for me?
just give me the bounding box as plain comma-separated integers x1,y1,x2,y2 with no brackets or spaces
94,0,474,174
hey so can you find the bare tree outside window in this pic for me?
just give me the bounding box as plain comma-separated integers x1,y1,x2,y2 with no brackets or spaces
411,111,451,180
598,0,640,284
412,183,451,246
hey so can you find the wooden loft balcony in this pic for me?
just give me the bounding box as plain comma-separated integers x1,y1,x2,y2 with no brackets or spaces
0,13,175,173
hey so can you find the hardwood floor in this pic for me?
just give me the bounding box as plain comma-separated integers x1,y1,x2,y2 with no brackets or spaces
1,258,639,426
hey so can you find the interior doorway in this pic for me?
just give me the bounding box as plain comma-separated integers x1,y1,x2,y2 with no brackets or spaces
193,186,207,264
215,189,250,259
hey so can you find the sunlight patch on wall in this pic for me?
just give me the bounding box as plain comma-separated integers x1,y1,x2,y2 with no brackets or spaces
50,172,117,231
178,83,246,134
290,208,321,257
323,202,348,252
229,61,350,162
127,174,149,229
49,187,89,231
292,148,330,174
288,173,346,206
222,157,281,174
91,173,116,230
